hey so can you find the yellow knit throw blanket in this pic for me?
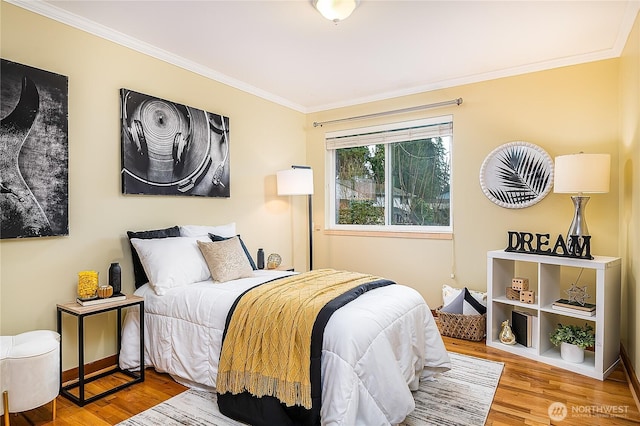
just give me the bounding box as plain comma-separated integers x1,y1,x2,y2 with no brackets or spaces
216,269,383,409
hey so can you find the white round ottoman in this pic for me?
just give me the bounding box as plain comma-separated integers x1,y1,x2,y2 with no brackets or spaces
0,330,60,425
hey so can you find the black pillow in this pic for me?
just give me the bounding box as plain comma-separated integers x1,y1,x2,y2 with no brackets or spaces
127,226,180,288
208,233,258,270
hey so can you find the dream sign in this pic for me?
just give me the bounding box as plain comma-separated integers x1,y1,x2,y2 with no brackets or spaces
505,231,593,260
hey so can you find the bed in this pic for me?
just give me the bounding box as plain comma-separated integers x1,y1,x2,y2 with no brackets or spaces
118,223,451,426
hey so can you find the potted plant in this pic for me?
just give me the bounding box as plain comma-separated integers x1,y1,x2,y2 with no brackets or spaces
549,323,595,363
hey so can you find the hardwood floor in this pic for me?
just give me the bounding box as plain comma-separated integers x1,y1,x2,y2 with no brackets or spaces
444,337,639,425
3,337,639,425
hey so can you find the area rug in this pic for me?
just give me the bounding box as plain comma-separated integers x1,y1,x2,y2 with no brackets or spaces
118,352,503,426
399,352,503,426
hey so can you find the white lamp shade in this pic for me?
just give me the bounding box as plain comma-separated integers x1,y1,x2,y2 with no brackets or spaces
277,168,314,195
313,0,359,22
554,153,610,194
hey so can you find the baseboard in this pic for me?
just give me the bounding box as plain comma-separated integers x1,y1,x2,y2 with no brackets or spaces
61,354,118,384
620,343,640,413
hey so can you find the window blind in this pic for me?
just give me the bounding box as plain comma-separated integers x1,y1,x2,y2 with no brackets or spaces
325,117,452,150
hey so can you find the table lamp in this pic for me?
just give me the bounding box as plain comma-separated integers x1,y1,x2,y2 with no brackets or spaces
553,153,610,250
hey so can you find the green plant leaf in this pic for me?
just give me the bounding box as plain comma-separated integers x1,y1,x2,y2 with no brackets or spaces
549,323,595,349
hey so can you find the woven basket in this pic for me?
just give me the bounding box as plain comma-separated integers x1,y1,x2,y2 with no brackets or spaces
436,307,486,341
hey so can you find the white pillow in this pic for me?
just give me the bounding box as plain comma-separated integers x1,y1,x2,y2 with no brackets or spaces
442,284,487,307
130,236,211,295
179,223,236,238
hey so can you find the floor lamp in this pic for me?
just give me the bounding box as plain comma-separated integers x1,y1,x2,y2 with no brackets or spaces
277,165,314,271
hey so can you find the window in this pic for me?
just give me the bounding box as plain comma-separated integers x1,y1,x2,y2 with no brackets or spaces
326,116,452,234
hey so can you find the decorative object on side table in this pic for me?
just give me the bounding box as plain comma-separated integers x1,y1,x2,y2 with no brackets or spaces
77,270,99,300
109,262,122,293
499,320,516,345
267,253,282,269
97,285,113,298
75,264,126,307
257,248,265,269
549,323,595,363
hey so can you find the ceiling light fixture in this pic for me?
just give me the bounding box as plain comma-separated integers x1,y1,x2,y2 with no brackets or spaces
312,0,360,23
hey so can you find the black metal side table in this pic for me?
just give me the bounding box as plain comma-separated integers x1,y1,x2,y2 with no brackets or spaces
56,295,144,406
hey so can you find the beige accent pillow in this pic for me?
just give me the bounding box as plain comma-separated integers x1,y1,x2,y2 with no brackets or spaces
197,237,254,282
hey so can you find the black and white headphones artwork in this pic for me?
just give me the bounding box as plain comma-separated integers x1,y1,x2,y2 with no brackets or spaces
207,112,229,188
120,89,230,196
128,118,148,161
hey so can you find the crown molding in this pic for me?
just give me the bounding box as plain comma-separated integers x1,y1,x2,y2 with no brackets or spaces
5,0,307,113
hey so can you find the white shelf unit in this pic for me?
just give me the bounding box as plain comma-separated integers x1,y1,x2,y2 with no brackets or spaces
486,250,621,380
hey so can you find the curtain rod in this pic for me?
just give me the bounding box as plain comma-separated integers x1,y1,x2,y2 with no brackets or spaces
312,98,463,128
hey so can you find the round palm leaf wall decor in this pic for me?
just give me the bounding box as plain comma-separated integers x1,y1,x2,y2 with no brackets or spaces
479,141,554,209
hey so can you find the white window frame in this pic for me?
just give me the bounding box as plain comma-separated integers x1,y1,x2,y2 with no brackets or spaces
325,115,453,234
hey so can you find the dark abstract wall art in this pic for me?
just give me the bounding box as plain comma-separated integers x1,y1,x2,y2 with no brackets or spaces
120,89,230,197
0,59,69,239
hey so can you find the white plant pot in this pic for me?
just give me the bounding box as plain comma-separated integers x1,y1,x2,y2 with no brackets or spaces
560,342,585,363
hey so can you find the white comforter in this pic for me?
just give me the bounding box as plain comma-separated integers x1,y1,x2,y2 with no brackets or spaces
119,270,450,426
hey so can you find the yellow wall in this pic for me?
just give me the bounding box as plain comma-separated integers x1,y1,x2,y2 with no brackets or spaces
308,60,620,307
619,10,640,380
1,2,637,377
0,3,308,367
